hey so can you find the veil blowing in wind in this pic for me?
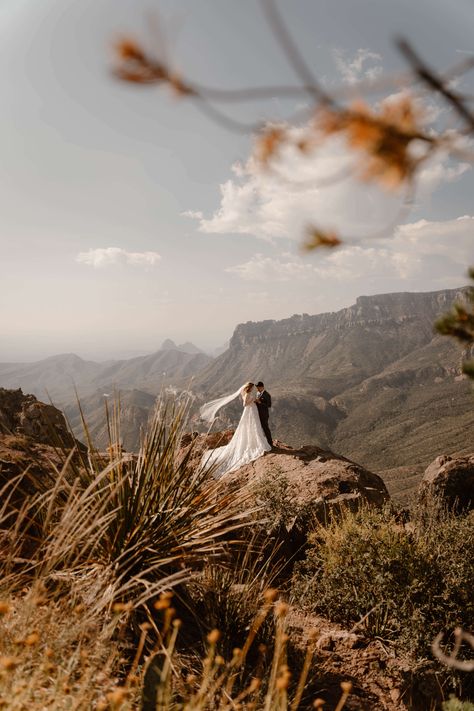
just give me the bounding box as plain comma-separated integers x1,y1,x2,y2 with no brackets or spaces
199,386,244,424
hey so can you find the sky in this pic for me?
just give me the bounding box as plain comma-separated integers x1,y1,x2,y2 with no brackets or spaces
0,0,473,361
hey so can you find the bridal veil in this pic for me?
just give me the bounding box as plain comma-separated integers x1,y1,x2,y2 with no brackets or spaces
199,385,246,423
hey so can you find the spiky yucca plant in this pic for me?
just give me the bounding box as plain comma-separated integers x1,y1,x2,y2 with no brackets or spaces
1,395,255,609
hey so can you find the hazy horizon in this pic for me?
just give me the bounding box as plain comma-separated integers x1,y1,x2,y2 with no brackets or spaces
1,0,473,361
2,282,470,363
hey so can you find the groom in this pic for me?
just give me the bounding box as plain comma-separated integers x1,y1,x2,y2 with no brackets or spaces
256,381,273,448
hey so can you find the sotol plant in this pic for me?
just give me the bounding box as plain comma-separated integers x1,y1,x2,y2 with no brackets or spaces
2,396,255,610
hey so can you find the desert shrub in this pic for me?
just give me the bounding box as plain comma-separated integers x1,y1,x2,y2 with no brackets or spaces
253,470,318,534
254,471,303,532
292,501,474,661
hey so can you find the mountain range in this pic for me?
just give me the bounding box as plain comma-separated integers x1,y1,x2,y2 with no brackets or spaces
1,287,472,501
0,340,211,402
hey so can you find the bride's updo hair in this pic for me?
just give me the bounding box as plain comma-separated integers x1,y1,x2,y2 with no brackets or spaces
242,382,255,394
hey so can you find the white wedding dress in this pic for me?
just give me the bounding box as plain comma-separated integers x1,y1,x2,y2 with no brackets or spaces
201,387,271,478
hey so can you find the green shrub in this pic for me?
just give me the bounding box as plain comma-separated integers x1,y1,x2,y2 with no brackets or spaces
293,502,474,659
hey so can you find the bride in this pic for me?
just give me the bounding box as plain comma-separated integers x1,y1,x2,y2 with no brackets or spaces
200,382,272,478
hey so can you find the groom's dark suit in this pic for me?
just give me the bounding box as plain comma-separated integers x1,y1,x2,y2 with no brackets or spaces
256,390,273,447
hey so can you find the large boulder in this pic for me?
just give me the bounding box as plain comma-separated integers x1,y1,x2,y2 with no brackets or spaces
419,453,474,512
231,440,388,512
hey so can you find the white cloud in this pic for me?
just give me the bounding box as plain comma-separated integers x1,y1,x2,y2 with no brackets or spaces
193,136,395,240
182,209,204,220
226,216,473,290
310,215,474,284
76,247,161,268
417,155,471,194
332,48,383,84
226,253,315,281
186,110,471,245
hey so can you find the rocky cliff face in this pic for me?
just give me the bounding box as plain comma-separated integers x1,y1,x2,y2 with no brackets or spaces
199,288,469,394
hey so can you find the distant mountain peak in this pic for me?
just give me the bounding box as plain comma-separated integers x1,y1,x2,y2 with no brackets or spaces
160,339,178,351
177,341,203,354
160,339,202,355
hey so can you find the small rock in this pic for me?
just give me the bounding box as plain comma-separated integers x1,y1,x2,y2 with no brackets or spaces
389,688,401,703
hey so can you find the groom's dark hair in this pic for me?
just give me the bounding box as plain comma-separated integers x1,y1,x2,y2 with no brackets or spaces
256,381,264,387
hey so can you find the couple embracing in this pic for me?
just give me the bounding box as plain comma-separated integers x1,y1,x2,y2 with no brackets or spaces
200,381,273,478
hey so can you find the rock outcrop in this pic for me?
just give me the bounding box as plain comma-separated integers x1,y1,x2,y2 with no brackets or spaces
0,387,80,448
186,432,389,519
419,453,474,512
0,389,85,502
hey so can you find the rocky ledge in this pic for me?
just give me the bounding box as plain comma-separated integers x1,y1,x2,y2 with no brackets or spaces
183,431,389,520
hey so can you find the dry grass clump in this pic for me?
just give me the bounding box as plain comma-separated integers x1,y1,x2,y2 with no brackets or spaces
0,583,140,710
181,535,284,658
442,698,474,711
0,583,353,711
143,590,353,710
